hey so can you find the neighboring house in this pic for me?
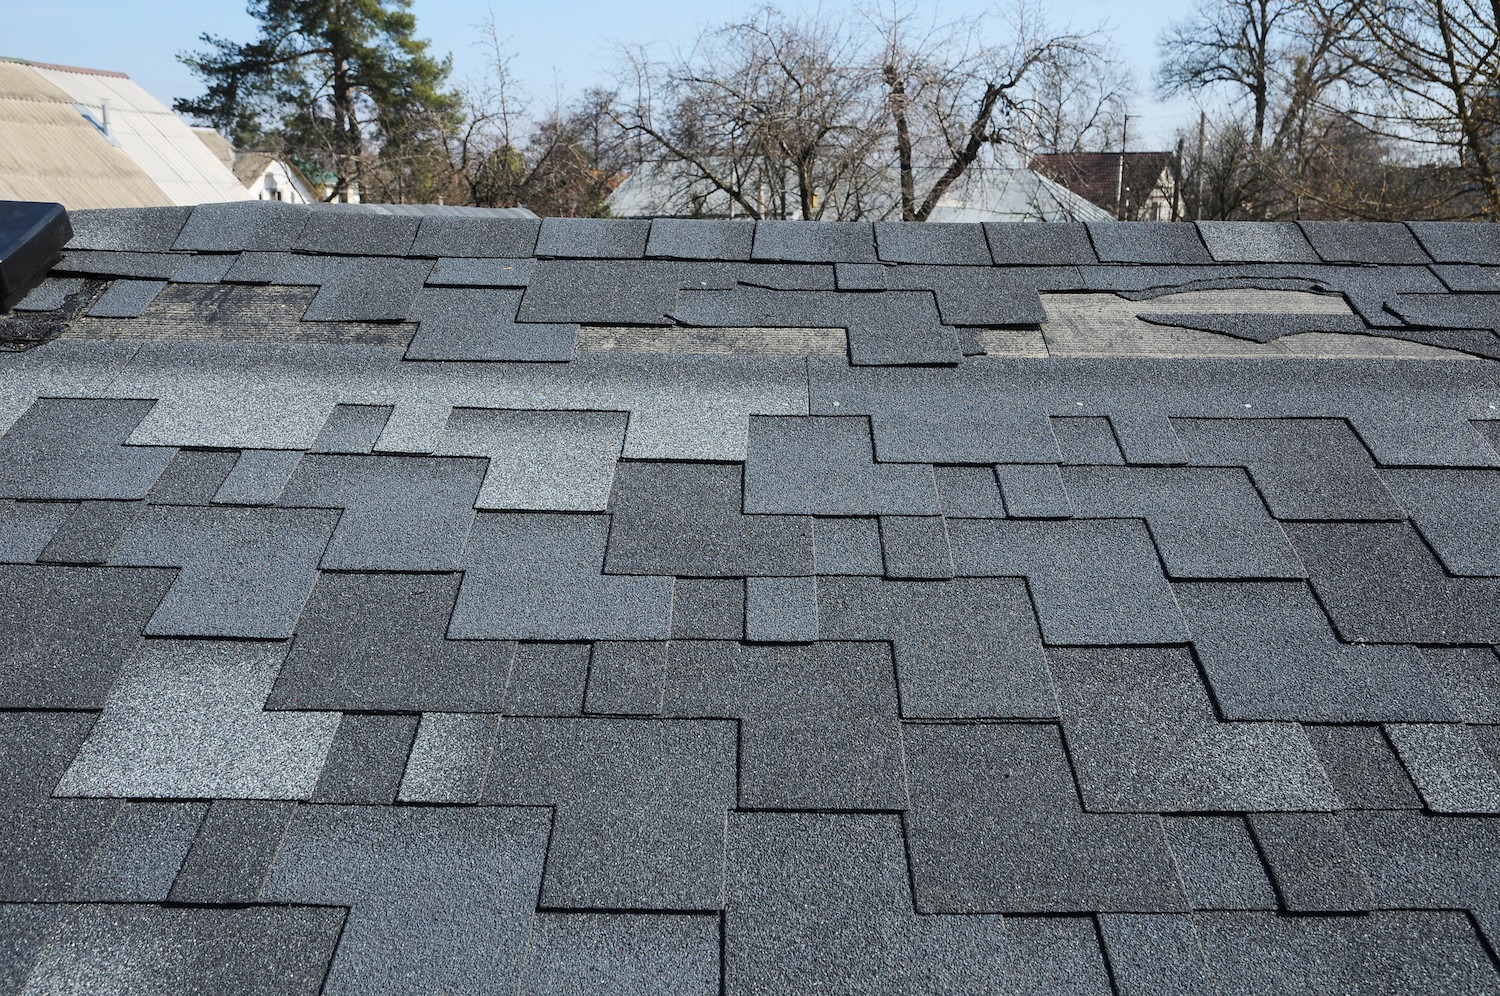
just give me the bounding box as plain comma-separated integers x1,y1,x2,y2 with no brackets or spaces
1031,151,1179,221
920,167,1113,223
607,161,1108,222
233,152,318,204
0,57,250,208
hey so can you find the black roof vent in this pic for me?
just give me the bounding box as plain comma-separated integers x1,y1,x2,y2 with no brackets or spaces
0,201,71,312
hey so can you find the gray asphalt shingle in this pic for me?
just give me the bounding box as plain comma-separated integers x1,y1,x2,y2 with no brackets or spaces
9,206,1500,993
452,513,674,640
904,722,1187,913
268,572,514,711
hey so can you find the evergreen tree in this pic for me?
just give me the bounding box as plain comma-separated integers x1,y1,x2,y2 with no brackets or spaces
176,0,457,201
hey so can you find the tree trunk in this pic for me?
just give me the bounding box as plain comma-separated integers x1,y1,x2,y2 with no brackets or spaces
884,65,917,222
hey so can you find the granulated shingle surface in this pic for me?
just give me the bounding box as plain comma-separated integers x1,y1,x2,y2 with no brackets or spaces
3,204,1500,993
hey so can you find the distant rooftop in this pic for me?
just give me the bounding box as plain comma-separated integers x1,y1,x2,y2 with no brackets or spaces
0,57,249,209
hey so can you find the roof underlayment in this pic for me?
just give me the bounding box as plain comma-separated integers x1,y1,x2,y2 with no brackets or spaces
2,204,1500,994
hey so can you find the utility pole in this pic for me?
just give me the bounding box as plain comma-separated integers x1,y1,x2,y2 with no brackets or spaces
1172,137,1184,221
1116,114,1129,220
1195,110,1207,221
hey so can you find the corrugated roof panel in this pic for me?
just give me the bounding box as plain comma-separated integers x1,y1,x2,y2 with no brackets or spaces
0,63,168,208
33,65,250,206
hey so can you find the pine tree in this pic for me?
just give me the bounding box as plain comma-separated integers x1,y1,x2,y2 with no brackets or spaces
175,0,457,201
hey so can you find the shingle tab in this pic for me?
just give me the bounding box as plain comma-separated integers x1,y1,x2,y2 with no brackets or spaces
0,712,118,901
820,575,1055,718
536,217,651,258
298,256,432,321
452,513,674,640
112,505,336,638
664,641,906,809
1287,521,1500,644
0,398,172,501
54,640,339,800
752,220,877,263
174,202,309,252
1306,724,1424,809
411,215,541,257
585,641,668,716
985,222,1097,265
996,463,1073,518
1103,911,1497,996
669,578,745,639
278,452,486,570
745,416,938,515
725,813,1007,994
1174,417,1403,520
1248,813,1374,911
744,575,819,642
481,717,736,909
607,461,813,576
1386,723,1500,813
1177,581,1454,722
312,714,421,805
646,219,755,260
38,499,140,564
947,517,1188,644
1049,647,1338,812
904,722,1187,913
69,207,192,252
1380,468,1500,575
88,278,166,317
1087,223,1212,264
1408,221,1500,264
17,904,343,995
263,804,551,993
1300,220,1430,264
268,572,514,711
407,287,575,361
1197,221,1319,263
1161,816,1277,910
294,210,420,255
0,565,173,708
876,514,953,578
425,256,534,286
74,800,206,902
0,500,69,562
875,222,991,265
168,799,293,903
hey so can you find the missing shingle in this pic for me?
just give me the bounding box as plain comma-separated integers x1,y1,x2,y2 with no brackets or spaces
60,284,414,346
1038,290,1475,359
577,325,846,357
0,278,108,350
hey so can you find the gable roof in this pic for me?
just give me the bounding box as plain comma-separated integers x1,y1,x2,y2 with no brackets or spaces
607,162,1111,222
1032,150,1177,217
0,61,168,208
2,205,1499,993
0,58,249,208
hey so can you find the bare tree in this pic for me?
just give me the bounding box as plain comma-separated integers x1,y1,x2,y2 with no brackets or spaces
874,4,1124,220
614,7,889,220
610,3,1132,220
1327,0,1500,217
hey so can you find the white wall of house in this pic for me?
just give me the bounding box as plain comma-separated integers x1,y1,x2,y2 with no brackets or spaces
247,160,315,204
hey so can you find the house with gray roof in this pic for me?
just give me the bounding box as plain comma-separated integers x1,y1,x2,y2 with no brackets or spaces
1,201,1499,993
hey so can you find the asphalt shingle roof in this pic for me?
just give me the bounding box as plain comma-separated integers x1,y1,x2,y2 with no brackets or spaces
3,204,1500,994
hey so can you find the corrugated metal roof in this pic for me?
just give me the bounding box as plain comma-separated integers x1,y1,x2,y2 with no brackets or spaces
31,64,250,207
0,62,168,208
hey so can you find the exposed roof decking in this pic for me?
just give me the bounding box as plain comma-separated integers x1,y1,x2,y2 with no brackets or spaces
2,206,1500,994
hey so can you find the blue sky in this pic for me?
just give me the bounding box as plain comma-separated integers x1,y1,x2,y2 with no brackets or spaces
2,0,1201,147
